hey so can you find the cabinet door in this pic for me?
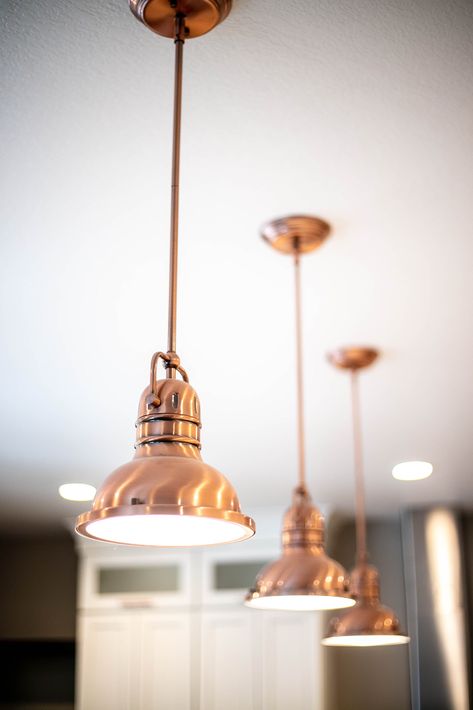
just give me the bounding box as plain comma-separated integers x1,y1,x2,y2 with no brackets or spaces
200,609,260,710
139,611,193,710
200,539,277,606
260,611,322,710
77,613,136,710
78,548,194,611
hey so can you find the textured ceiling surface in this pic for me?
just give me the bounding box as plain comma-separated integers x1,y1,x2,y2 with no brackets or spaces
1,0,473,531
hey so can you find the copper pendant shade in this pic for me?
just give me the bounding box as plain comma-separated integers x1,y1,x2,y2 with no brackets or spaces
323,564,407,646
245,487,354,610
322,348,409,645
245,217,353,611
76,1,255,547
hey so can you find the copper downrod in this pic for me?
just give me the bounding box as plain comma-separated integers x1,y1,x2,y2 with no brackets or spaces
350,369,368,564
167,13,186,376
293,246,307,491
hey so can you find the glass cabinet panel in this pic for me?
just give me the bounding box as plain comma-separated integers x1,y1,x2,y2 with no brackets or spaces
78,549,194,609
98,565,179,595
214,561,269,591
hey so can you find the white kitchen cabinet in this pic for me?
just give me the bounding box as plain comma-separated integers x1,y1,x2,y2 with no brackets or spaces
76,539,324,710
200,609,260,710
76,613,136,710
77,610,193,710
78,546,195,611
260,612,321,710
199,608,322,710
140,611,193,710
199,538,277,606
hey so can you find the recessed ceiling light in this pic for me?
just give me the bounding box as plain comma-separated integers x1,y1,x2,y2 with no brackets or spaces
59,483,96,501
392,461,433,481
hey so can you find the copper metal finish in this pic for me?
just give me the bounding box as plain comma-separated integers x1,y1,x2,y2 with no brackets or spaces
76,3,254,546
350,367,368,563
167,14,185,366
323,347,409,644
245,488,352,606
76,374,255,544
262,216,332,489
322,563,407,644
294,251,306,489
327,346,379,371
129,0,231,38
327,347,378,562
246,217,351,609
261,215,331,255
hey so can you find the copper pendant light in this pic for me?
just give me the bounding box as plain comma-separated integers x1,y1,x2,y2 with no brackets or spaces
322,348,409,645
76,1,255,547
244,217,354,611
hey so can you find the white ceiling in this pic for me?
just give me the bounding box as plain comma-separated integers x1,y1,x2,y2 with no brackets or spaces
1,0,473,533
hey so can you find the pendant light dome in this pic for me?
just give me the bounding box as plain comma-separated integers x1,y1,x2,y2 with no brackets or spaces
76,1,255,547
322,347,409,645
323,564,408,646
245,486,354,610
245,216,353,611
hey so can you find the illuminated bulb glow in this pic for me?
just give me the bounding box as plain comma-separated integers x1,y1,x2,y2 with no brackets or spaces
83,515,253,547
322,634,410,647
59,483,96,501
392,461,433,481
245,595,356,611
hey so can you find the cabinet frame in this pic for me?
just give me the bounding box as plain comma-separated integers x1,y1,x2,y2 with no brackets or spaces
78,546,196,610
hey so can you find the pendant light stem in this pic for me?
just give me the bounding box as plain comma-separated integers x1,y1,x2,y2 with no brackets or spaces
293,246,307,491
167,13,186,378
350,370,368,564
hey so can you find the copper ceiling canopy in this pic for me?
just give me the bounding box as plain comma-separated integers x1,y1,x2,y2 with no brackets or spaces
129,0,231,38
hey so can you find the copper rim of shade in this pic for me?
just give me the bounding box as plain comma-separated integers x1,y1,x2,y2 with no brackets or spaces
76,506,255,546
321,602,410,646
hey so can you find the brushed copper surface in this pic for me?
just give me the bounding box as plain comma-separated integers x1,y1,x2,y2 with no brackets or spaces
327,347,379,563
245,488,352,607
327,347,379,371
322,563,408,644
261,215,331,255
76,372,255,545
76,2,255,547
323,347,409,644
129,0,231,38
167,14,185,362
246,215,349,608
293,253,306,490
322,599,406,643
